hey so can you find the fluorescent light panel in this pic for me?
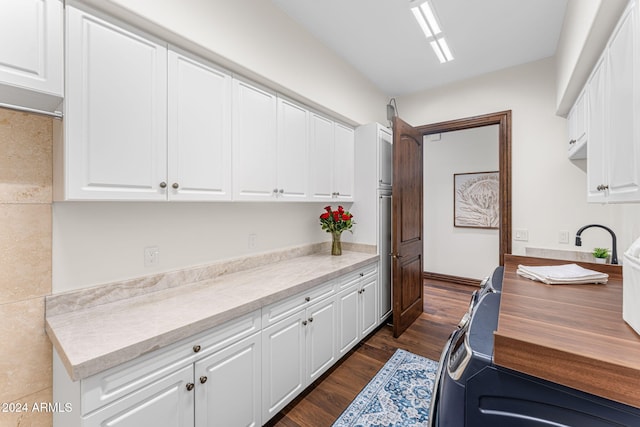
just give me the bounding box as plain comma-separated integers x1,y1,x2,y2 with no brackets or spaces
411,1,454,63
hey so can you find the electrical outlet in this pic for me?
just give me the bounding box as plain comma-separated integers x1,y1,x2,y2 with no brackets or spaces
248,234,257,249
514,229,529,242
559,230,570,244
144,246,159,267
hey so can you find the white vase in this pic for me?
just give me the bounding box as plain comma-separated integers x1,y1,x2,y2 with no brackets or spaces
595,257,607,264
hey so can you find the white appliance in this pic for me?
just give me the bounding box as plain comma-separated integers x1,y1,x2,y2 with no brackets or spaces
623,236,640,335
354,123,393,322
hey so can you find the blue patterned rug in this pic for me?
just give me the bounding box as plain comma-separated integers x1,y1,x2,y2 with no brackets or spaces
333,349,438,427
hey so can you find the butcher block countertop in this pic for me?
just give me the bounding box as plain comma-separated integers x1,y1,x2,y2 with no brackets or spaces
494,254,640,408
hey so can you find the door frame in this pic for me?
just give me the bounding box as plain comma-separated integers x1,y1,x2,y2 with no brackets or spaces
416,110,512,265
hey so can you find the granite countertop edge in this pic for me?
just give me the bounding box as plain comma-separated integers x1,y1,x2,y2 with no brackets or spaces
47,251,379,381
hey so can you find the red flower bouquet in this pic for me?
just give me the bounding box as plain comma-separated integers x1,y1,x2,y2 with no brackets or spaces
319,206,354,255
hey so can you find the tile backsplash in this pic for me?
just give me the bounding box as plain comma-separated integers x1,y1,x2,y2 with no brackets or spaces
0,107,53,427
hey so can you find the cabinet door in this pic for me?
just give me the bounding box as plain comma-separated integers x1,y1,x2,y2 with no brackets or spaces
195,332,261,427
379,194,392,320
360,274,378,337
65,6,167,200
587,56,607,203
379,128,393,188
262,310,305,421
567,91,587,159
232,79,278,200
306,297,337,382
606,3,640,202
308,112,334,201
334,123,355,201
168,49,232,201
336,285,360,357
277,97,309,200
0,0,63,111
82,365,194,427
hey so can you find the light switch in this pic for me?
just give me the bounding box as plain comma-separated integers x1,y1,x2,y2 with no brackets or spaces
514,229,529,242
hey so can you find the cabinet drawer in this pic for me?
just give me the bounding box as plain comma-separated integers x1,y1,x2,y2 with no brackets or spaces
81,310,260,415
82,364,194,427
337,264,378,290
262,280,335,327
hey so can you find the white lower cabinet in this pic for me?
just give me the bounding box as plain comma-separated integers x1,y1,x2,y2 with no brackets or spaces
337,265,378,357
53,263,379,427
261,288,337,421
82,365,194,427
195,332,262,427
53,310,261,427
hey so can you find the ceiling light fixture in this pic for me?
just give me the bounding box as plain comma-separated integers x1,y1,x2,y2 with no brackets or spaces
411,1,454,63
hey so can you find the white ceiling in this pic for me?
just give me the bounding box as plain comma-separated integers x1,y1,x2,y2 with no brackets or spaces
271,0,568,97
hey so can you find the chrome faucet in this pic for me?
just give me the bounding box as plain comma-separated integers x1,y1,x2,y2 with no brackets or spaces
575,224,618,264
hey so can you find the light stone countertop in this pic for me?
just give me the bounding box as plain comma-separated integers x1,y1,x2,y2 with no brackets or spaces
46,250,378,381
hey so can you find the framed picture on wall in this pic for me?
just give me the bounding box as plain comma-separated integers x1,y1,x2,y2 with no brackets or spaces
454,171,499,229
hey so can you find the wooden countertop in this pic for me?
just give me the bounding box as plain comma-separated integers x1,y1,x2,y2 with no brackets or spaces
494,254,640,408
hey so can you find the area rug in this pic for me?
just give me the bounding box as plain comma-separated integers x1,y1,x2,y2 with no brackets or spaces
332,349,439,427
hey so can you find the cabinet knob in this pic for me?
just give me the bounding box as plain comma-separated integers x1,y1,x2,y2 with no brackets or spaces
302,320,308,326
279,189,284,194
308,317,314,323
360,272,364,277
193,345,201,353
569,139,576,145
199,376,208,384
172,183,179,189
305,296,311,302
597,184,609,191
159,182,167,189
273,188,278,194
186,383,195,391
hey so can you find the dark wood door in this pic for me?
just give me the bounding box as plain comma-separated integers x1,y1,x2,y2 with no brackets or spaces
392,116,424,338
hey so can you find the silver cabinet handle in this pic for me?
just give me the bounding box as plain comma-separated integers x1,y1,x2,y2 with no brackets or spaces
186,383,195,391
193,345,201,353
302,320,308,326
172,183,179,189
569,139,576,145
308,317,313,323
159,182,167,188
199,376,208,384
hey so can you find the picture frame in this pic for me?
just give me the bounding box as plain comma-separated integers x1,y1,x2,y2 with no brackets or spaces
454,171,499,229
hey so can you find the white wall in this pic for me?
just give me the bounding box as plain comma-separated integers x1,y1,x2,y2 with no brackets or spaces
53,202,336,292
398,57,640,267
424,126,499,279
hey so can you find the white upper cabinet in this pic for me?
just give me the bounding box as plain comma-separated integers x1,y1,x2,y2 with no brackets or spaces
334,123,355,200
605,1,640,202
63,6,168,201
585,0,640,203
567,90,587,159
309,112,355,202
277,97,309,200
587,56,607,203
232,78,278,200
168,49,232,201
58,5,351,203
309,112,335,201
0,0,63,113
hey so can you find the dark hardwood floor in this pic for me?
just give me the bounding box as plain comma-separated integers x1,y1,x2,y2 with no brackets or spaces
266,279,476,427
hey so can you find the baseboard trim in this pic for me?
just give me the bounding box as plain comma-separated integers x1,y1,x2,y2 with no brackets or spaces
423,271,481,287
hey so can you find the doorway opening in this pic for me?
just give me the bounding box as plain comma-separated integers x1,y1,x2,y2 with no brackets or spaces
417,111,512,273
